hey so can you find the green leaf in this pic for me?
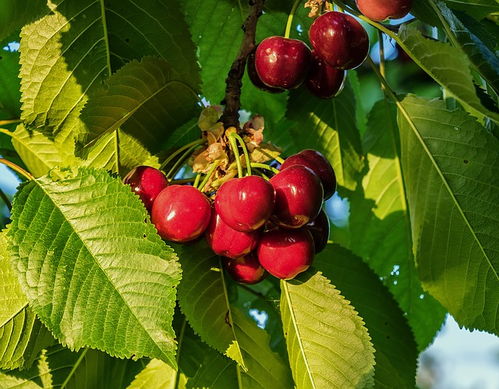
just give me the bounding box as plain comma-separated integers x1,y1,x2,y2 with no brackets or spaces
0,231,54,370
127,359,179,389
398,95,499,334
444,0,499,19
315,245,418,388
398,24,499,123
332,100,447,350
0,1,48,42
19,0,199,137
280,270,375,389
80,57,199,173
0,37,21,120
0,345,143,388
285,83,365,193
7,167,182,365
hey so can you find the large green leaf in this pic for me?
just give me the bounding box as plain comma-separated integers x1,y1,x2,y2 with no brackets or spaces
280,270,375,389
315,245,418,388
0,231,54,370
127,359,179,389
398,24,499,123
285,83,365,193
398,95,499,333
0,345,143,388
7,167,182,365
0,1,48,42
332,100,446,350
19,0,199,137
444,0,499,19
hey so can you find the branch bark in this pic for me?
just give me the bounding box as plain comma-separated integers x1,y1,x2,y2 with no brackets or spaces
220,0,266,130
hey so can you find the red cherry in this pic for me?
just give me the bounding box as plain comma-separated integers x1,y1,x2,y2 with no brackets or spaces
151,185,211,243
257,228,314,279
206,212,260,259
306,210,330,254
306,51,346,99
123,166,168,212
309,11,369,70
215,176,275,232
280,149,336,200
270,165,323,228
247,47,284,94
223,254,267,284
356,0,412,21
255,36,312,89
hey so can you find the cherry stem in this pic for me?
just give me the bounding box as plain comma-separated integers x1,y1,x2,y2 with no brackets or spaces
198,160,221,192
171,178,195,184
220,0,265,129
193,173,202,188
250,162,279,174
0,119,21,126
258,148,284,164
261,172,270,181
0,188,11,211
378,30,386,83
166,143,202,180
232,133,252,176
285,0,301,39
228,134,244,178
159,138,205,171
0,158,34,180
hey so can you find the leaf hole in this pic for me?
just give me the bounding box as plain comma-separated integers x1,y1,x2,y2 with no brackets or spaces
125,38,130,43
463,160,469,164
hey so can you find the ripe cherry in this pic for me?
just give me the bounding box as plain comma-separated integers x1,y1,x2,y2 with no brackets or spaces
255,36,312,89
306,209,330,254
257,228,315,279
270,165,323,229
248,47,284,94
280,149,336,200
223,254,267,284
206,212,260,259
123,166,168,212
152,185,211,243
215,176,275,232
306,51,346,99
356,0,412,21
309,11,369,70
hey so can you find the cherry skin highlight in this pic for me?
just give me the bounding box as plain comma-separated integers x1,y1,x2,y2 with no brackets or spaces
280,149,336,200
356,0,412,21
306,209,330,254
123,166,168,212
309,11,369,70
152,185,211,243
223,254,267,284
247,47,284,94
270,165,324,229
215,176,275,232
255,36,312,89
306,51,346,99
206,212,260,259
257,228,315,280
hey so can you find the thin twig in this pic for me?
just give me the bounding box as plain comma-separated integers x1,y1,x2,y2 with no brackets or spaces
0,188,11,210
0,158,34,180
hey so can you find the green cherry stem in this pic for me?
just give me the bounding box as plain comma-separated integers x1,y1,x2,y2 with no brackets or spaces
193,173,202,188
250,162,280,174
228,134,244,178
284,0,301,39
232,133,252,176
198,160,221,192
0,119,21,126
171,178,196,185
378,30,386,81
159,138,205,171
0,158,34,180
166,143,202,180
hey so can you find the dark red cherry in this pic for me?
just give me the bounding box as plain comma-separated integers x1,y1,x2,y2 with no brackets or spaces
206,212,260,259
356,0,412,21
248,47,284,94
306,51,346,99
223,254,267,284
151,185,211,243
280,149,336,200
257,228,314,279
123,166,168,211
255,36,312,89
215,176,275,232
309,11,369,70
270,165,323,228
306,210,330,253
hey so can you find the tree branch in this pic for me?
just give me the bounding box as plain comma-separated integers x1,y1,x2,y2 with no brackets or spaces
220,0,266,130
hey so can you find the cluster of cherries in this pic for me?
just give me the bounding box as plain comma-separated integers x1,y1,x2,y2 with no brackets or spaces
248,0,412,98
124,149,335,284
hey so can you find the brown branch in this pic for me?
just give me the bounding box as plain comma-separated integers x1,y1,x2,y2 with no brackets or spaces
220,0,266,130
